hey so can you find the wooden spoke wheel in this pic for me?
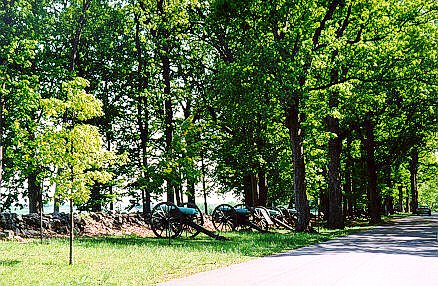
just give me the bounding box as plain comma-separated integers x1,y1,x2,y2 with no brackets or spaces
212,204,236,232
150,202,183,238
277,206,297,226
273,206,290,225
272,206,288,227
178,202,204,238
252,206,269,232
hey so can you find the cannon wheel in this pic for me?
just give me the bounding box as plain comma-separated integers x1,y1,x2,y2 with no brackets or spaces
212,204,236,232
272,206,289,228
150,202,183,238
233,204,253,231
179,202,204,238
276,206,297,226
252,206,270,232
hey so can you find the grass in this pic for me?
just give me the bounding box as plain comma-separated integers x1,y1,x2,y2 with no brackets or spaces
0,227,365,286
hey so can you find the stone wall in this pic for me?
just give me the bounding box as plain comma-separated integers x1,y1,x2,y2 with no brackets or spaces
0,212,151,238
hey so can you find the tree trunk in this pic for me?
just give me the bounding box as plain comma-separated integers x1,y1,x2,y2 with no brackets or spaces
326,114,344,228
187,181,195,204
363,116,381,224
54,196,60,214
344,137,353,218
162,40,173,203
184,101,196,204
134,12,151,214
243,174,258,207
398,185,404,212
70,0,90,72
320,190,329,221
409,147,419,213
201,151,208,214
89,185,102,212
257,170,268,207
69,199,74,265
174,184,181,205
243,174,252,206
40,202,43,244
286,104,310,231
384,165,395,215
0,91,4,206
28,173,42,214
107,138,114,211
156,0,174,204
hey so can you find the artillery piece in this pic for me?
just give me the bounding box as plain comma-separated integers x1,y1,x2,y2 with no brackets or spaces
150,202,226,240
211,204,296,233
273,205,298,228
257,206,295,231
211,204,270,233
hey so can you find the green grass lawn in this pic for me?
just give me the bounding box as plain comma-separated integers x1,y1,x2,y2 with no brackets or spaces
0,228,362,286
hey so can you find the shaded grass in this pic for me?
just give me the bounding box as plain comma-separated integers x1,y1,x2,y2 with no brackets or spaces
0,227,365,286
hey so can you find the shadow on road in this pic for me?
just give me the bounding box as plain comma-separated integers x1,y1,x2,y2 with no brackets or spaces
272,215,438,258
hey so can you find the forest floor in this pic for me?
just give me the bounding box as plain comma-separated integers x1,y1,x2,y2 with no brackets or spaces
158,213,438,286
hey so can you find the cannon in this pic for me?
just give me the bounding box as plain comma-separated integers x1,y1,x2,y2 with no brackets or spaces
150,202,227,240
273,206,298,228
211,204,270,233
257,206,295,231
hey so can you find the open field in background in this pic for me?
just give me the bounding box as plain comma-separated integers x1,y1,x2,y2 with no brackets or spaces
0,226,366,286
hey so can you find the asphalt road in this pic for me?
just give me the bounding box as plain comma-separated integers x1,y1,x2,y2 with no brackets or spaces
158,214,438,286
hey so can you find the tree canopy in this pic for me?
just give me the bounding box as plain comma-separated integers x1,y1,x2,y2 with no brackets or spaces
0,0,436,231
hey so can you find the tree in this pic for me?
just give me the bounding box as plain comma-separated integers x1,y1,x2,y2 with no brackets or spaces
40,77,116,265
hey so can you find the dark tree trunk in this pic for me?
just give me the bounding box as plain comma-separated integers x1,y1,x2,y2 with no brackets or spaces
243,174,258,207
319,165,329,221
89,185,102,212
0,91,4,205
326,113,344,228
187,181,195,204
344,137,353,218
184,100,196,205
163,41,173,204
134,12,151,214
320,191,329,222
409,147,419,213
257,170,268,207
70,0,90,72
174,183,182,205
383,164,394,215
155,0,174,203
363,116,381,224
201,152,208,214
28,173,42,214
54,196,60,214
107,137,114,211
286,105,310,231
398,185,404,212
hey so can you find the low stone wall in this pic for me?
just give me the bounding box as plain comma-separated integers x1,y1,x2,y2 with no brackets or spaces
0,212,151,238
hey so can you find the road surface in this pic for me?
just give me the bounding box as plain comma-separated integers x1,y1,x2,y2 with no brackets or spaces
158,214,438,286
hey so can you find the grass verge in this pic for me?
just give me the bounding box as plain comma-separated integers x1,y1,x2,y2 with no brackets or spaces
0,226,365,286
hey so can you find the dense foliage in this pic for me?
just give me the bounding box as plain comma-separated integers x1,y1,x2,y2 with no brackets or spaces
0,0,436,230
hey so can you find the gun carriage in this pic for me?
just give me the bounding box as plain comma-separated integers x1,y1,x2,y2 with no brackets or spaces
211,204,297,232
150,202,226,240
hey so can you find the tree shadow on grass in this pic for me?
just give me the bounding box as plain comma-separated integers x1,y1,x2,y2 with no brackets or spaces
74,231,334,258
0,260,21,266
